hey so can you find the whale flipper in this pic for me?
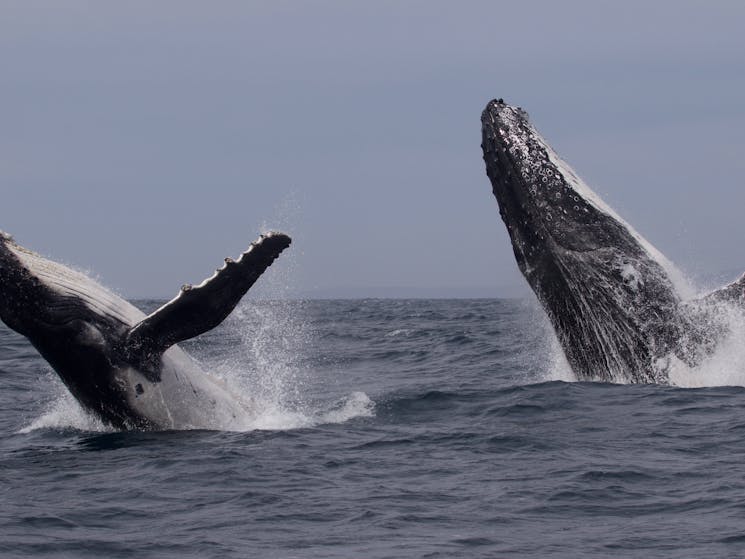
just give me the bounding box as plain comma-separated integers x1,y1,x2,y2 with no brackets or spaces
124,232,291,363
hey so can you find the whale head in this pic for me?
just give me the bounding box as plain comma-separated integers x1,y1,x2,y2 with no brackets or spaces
481,99,687,382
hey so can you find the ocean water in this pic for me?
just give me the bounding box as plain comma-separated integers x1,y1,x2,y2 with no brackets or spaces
2,298,745,558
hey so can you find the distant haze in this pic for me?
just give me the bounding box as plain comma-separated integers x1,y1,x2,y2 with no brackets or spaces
3,1,745,298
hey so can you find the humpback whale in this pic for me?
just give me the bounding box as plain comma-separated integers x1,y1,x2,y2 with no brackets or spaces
0,231,291,430
481,99,743,383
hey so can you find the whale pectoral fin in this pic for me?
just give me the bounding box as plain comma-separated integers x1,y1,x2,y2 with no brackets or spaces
700,273,745,305
124,232,291,358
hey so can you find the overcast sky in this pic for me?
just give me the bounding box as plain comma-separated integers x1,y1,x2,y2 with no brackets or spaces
3,1,745,298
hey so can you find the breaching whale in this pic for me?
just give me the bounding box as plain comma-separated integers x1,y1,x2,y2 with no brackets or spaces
0,231,291,430
481,99,743,383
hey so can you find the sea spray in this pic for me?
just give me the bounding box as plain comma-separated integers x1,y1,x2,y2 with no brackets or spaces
668,299,745,388
22,301,375,434
520,297,575,383
19,372,111,434
531,283,745,387
216,299,375,430
222,299,312,428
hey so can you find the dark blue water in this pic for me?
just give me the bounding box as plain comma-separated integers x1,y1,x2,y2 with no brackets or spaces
2,299,745,558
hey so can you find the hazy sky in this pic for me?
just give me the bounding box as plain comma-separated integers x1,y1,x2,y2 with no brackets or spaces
3,1,745,298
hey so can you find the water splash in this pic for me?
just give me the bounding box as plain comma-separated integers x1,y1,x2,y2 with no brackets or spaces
19,375,112,434
20,302,375,434
668,300,745,388
18,196,373,433
219,300,311,425
317,392,375,424
206,195,375,430
520,298,575,384
534,283,745,388
252,189,305,301
216,298,374,430
544,332,575,383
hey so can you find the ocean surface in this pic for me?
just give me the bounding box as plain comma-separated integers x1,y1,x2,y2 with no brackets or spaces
2,298,745,558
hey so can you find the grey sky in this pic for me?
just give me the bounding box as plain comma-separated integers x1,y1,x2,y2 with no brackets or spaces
3,1,745,298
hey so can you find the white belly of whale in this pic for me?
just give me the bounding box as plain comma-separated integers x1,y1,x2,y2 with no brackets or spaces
119,345,252,430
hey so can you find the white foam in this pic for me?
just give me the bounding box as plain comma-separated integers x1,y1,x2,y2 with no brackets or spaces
19,390,112,434
236,391,375,431
667,301,745,388
19,387,375,433
316,392,375,424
